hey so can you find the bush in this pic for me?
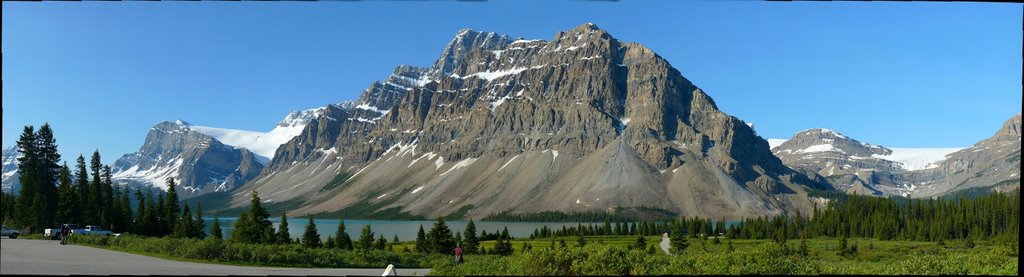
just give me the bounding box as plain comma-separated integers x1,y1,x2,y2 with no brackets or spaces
69,234,445,268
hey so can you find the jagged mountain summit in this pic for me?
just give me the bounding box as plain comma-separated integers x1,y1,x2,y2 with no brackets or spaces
230,23,829,220
1,146,20,193
771,114,1020,198
109,107,326,198
110,120,265,198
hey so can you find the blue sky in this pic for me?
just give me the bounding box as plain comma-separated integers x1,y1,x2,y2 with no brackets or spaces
3,1,1021,165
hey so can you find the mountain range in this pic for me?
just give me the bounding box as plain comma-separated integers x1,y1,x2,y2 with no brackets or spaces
2,24,1019,221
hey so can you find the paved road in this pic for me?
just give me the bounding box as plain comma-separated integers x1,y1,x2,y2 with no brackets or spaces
659,233,670,254
0,238,430,276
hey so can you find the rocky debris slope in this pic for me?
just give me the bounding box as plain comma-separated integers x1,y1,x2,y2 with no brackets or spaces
231,23,830,220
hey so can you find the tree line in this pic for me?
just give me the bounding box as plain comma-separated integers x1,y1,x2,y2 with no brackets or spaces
0,123,205,240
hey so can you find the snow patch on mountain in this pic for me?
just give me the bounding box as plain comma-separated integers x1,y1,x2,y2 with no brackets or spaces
871,148,963,171
189,107,325,163
767,139,788,149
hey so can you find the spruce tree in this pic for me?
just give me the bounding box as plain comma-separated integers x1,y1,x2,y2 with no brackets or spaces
358,224,375,250
172,204,194,238
393,234,400,244
302,215,321,248
335,218,353,250
634,235,647,250
90,150,103,226
415,224,427,253
670,220,689,254
799,236,809,256
463,219,479,254
426,217,455,254
35,124,61,230
375,235,387,250
277,213,291,244
211,213,223,240
231,191,274,244
164,178,180,234
55,163,76,225
15,126,39,231
75,155,90,225
191,204,205,239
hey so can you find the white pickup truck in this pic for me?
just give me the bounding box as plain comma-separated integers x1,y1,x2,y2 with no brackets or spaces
44,224,113,239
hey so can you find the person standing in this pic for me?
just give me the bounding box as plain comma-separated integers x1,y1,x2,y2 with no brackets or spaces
60,224,70,245
452,243,464,265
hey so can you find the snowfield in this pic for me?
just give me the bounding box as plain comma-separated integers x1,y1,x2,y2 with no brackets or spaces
871,148,963,171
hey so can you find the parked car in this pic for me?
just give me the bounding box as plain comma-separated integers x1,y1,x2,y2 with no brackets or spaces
74,225,113,236
1,225,19,239
45,224,84,240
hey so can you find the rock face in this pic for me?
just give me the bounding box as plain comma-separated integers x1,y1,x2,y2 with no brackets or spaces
1,146,20,193
911,114,1021,197
772,129,934,196
772,114,1021,198
231,23,829,220
111,121,265,198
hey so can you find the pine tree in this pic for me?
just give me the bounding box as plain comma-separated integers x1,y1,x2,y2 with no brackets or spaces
335,218,353,250
164,178,180,234
302,215,321,248
634,235,647,250
35,124,61,230
799,236,809,256
392,234,400,244
75,155,90,225
231,191,274,244
463,219,479,254
670,220,689,254
191,204,205,239
358,224,375,250
55,163,75,225
426,217,455,254
211,213,224,240
415,224,427,253
134,188,147,235
89,150,103,226
375,235,387,250
15,126,39,231
277,213,291,244
172,204,194,238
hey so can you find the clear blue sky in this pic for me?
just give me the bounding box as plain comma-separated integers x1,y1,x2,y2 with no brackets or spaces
3,1,1021,165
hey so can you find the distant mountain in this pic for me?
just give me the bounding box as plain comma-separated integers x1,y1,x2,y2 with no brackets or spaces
1,146,20,193
770,114,1020,198
110,121,265,198
229,23,830,220
189,107,327,164
771,129,960,196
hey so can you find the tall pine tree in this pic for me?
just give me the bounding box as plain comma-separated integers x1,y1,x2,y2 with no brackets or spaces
230,190,274,244
164,178,180,234
14,126,39,231
463,219,479,254
277,212,291,244
55,163,76,225
334,217,353,250
302,215,321,248
75,155,90,225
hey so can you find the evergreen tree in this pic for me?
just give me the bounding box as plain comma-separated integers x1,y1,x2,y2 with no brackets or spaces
35,124,61,230
324,236,336,249
277,213,291,244
426,217,456,254
839,235,849,255
415,224,427,253
75,155,90,225
89,150,103,226
799,236,809,256
334,218,353,250
577,234,587,247
375,235,387,250
191,204,205,239
392,234,400,244
358,224,375,250
14,126,39,231
463,219,479,254
634,235,647,250
172,204,194,238
670,220,689,254
211,213,224,240
134,188,148,235
55,163,75,225
164,178,180,234
231,191,274,244
493,227,514,256
302,215,321,248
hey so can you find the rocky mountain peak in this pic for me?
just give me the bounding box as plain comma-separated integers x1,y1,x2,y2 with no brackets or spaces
432,29,514,75
776,128,890,157
276,107,327,129
991,113,1021,142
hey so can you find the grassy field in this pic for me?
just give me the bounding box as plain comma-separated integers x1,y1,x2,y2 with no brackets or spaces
425,235,1018,275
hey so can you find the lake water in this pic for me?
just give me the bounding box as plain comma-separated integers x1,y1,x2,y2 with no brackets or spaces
204,218,601,241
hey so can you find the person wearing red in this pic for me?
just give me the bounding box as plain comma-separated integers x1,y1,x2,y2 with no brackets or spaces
452,243,464,265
